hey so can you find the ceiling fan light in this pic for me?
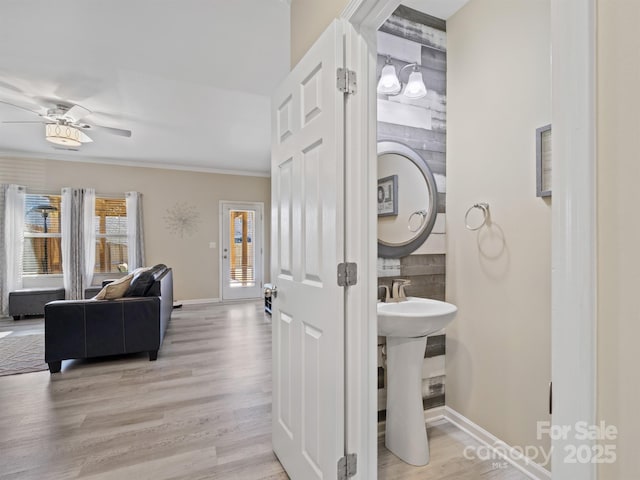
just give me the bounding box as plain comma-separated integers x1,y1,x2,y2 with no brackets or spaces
403,70,427,99
45,124,82,147
377,63,401,95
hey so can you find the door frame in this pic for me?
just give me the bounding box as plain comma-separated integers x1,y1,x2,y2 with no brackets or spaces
218,200,264,301
341,0,597,479
341,21,378,480
549,2,597,479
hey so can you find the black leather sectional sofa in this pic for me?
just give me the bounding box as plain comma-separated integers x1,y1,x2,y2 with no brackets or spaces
44,267,173,373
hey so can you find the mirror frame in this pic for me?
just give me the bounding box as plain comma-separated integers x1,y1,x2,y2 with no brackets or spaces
377,140,439,258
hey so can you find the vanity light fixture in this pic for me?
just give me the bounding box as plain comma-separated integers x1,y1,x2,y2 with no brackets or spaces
376,56,428,99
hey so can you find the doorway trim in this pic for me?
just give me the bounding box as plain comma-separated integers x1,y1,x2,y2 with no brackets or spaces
218,200,264,301
549,1,597,479
342,0,597,479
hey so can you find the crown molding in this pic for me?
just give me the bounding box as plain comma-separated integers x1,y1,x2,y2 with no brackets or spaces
0,151,271,178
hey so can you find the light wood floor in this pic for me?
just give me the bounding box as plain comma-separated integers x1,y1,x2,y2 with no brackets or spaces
0,302,287,480
1,303,530,480
378,420,530,479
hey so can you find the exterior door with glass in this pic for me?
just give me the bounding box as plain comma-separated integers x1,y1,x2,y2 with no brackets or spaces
220,201,264,300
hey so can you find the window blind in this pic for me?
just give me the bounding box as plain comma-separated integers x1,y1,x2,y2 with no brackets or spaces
94,197,128,273
23,194,62,275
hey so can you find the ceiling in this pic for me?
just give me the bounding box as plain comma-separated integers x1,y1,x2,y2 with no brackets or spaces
401,0,471,19
0,0,290,176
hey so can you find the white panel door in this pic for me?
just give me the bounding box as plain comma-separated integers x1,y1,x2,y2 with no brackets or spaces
271,19,347,480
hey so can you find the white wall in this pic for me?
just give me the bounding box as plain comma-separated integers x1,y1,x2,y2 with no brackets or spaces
290,0,349,67
597,0,640,477
446,0,552,464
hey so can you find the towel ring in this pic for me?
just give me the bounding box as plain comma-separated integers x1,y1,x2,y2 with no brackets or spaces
408,210,428,233
465,203,489,231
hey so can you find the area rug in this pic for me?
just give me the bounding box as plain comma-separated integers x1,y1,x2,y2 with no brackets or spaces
0,334,47,376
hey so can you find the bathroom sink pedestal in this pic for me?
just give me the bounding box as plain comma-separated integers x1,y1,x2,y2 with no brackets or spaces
385,335,430,466
378,296,456,466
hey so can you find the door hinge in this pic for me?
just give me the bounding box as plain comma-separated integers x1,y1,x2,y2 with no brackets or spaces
338,453,357,479
337,262,358,287
337,68,357,94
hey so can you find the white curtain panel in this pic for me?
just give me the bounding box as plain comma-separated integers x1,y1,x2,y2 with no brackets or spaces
0,185,5,316
61,188,84,300
83,188,96,288
61,188,73,299
126,191,145,270
2,184,26,316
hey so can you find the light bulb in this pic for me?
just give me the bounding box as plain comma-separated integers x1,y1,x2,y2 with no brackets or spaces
377,63,401,95
404,70,427,99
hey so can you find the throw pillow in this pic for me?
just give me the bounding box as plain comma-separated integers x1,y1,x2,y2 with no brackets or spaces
125,264,167,297
94,273,134,300
131,266,150,276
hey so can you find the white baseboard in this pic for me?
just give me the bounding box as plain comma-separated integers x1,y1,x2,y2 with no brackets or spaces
177,298,264,306
443,407,551,480
219,297,263,303
177,298,220,306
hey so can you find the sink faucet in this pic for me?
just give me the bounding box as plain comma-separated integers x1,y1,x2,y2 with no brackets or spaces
391,279,411,301
378,285,391,302
378,279,411,302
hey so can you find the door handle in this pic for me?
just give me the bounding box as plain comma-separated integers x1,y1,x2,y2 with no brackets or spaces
264,285,278,298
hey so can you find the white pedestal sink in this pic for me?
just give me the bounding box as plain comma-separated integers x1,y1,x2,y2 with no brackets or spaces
378,297,457,466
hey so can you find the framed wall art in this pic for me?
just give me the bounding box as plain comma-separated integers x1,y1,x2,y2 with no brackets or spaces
378,174,398,216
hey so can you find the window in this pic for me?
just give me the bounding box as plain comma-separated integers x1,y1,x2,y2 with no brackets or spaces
22,193,129,276
94,198,128,273
229,210,255,287
23,194,63,275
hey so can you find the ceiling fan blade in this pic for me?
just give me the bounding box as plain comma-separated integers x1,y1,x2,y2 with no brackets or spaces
0,100,41,116
84,123,132,138
2,120,48,124
32,96,66,110
0,79,25,94
52,146,79,152
65,104,92,123
77,129,93,143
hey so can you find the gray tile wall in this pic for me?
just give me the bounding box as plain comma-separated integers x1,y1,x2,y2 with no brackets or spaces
377,6,447,417
378,254,445,301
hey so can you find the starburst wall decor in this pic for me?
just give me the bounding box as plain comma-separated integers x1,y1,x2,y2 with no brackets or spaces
164,202,201,238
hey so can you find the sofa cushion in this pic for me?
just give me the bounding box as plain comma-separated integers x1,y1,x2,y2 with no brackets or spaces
125,264,167,297
94,273,134,300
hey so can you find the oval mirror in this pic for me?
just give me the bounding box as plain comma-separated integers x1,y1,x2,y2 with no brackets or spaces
377,141,438,258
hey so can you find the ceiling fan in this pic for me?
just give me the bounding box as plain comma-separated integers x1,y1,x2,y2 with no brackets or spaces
0,99,132,149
